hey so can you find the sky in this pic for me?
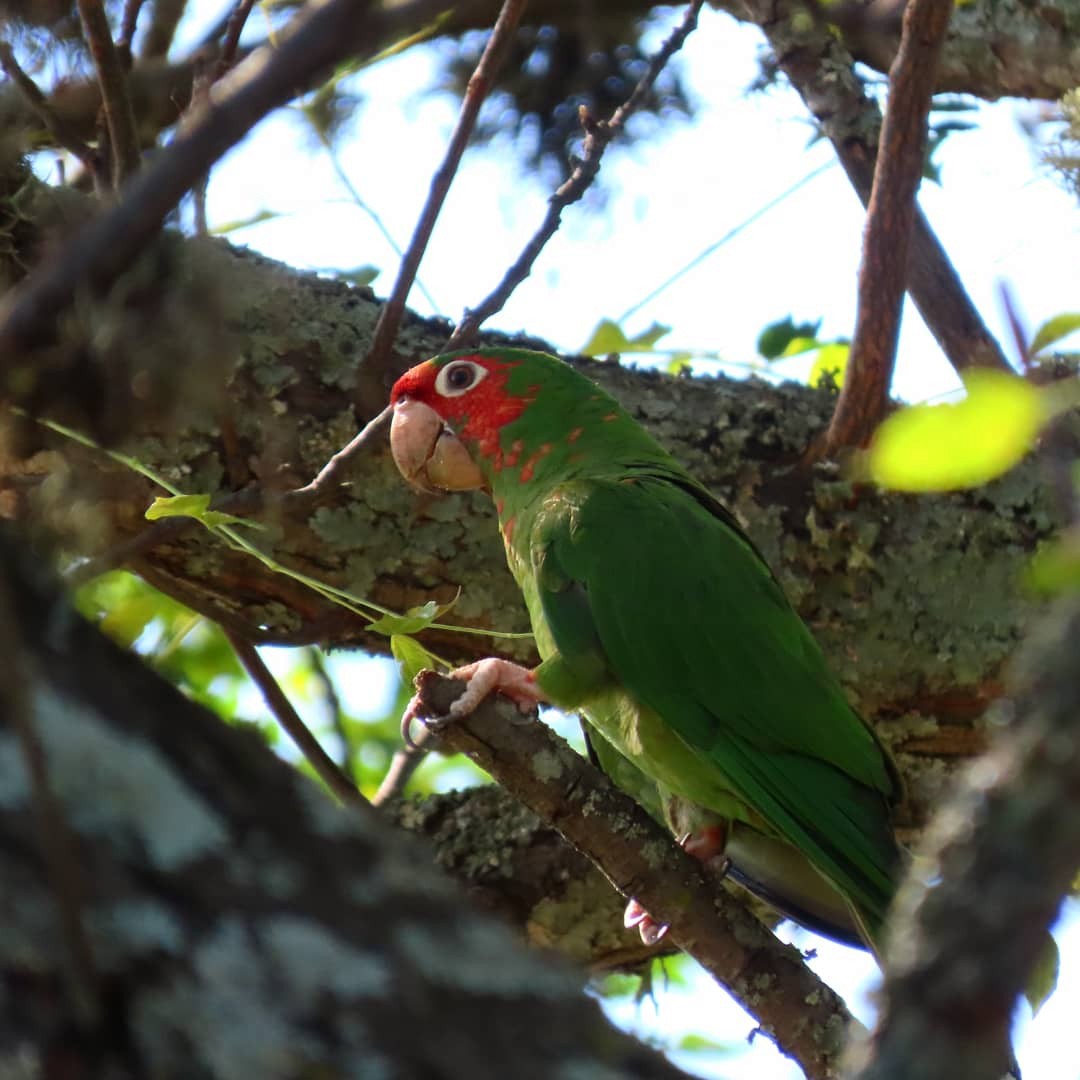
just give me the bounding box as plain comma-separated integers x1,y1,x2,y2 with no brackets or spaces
166,3,1080,1077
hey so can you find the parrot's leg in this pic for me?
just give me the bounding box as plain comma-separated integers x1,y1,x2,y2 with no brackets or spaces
402,658,548,746
623,825,730,946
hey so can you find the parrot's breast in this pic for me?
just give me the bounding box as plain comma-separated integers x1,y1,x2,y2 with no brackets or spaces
581,686,764,831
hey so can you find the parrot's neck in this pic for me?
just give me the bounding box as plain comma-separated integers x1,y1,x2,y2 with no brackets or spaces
477,394,688,556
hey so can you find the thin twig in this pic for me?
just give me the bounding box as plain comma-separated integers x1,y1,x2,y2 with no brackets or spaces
287,404,393,500
411,670,856,1080
0,0,448,360
0,573,101,1029
226,630,368,809
362,0,528,387
448,0,705,349
0,41,100,175
307,646,359,782
217,0,258,76
824,0,955,452
617,158,834,326
372,724,433,806
76,0,142,186
311,122,441,314
116,0,147,68
140,0,187,59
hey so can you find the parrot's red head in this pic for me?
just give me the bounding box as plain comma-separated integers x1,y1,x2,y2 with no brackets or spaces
389,347,655,502
389,351,537,493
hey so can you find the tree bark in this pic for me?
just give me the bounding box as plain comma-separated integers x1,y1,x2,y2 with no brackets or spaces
0,527,690,1079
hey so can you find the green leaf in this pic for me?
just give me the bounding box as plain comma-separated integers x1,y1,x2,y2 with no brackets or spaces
333,265,380,287
666,351,693,375
391,634,437,684
98,592,161,648
211,208,280,236
1030,313,1080,356
627,322,672,350
145,493,262,530
674,1033,737,1056
368,593,459,635
757,316,822,360
1025,934,1060,1017
580,319,670,358
1026,532,1080,596
868,371,1044,492
581,319,631,357
809,342,850,388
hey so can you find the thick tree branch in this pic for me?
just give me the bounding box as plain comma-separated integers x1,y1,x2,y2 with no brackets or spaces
411,670,857,1080
0,526,692,1078
848,597,1080,1080
825,0,955,451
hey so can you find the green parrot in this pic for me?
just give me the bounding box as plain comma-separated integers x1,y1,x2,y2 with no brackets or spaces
389,347,902,953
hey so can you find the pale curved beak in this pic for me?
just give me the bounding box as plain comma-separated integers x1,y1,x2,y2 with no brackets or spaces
390,398,485,493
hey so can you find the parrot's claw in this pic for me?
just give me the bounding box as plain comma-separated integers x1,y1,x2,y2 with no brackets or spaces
400,659,548,749
624,899,669,945
624,826,731,946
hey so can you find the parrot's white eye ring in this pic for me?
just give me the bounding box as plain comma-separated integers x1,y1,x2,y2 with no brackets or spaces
435,360,487,398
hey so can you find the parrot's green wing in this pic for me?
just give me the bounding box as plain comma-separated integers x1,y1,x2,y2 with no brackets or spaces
530,473,900,942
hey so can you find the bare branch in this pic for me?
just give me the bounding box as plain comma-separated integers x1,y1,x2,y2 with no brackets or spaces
363,0,528,387
824,0,955,451
218,0,258,75
411,669,857,1080
116,0,147,68
736,0,1010,377
448,0,706,349
372,725,433,806
140,0,188,60
307,646,359,782
76,0,142,185
226,630,368,810
0,41,100,177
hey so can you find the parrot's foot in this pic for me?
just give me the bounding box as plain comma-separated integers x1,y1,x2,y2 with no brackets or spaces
401,659,548,747
623,826,730,946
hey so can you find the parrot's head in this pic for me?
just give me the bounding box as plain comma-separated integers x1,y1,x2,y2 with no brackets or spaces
389,347,650,499
389,349,544,494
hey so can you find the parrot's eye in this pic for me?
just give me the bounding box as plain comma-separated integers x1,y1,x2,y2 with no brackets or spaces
435,360,487,398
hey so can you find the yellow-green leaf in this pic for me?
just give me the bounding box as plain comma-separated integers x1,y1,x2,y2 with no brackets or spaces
145,493,261,530
1025,935,1060,1017
211,208,280,236
581,318,631,357
809,342,850,388
1031,312,1080,356
1026,532,1080,596
580,319,670,358
369,595,457,636
391,634,437,684
98,593,160,648
868,371,1044,492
